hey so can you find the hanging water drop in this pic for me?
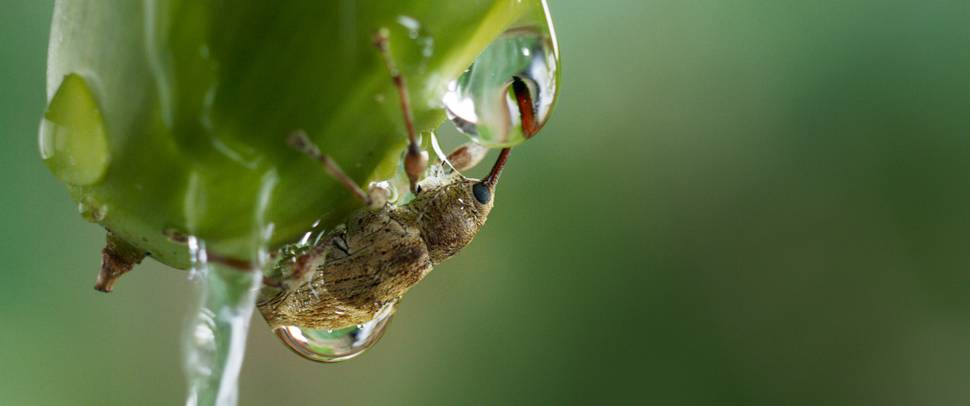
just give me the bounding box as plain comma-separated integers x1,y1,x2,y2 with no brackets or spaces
442,23,560,147
39,74,111,186
273,301,397,363
77,196,108,223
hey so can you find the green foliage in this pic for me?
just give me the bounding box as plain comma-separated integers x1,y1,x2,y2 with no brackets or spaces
45,0,544,268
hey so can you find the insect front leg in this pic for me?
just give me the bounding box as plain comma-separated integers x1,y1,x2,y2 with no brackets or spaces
374,29,428,193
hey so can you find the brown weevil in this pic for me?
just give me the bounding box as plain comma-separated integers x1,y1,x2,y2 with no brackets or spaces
92,29,543,362
256,29,540,338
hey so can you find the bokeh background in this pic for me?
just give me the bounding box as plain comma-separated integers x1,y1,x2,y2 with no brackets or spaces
4,1,970,405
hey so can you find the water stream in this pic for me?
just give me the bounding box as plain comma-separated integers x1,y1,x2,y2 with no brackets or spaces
182,237,263,406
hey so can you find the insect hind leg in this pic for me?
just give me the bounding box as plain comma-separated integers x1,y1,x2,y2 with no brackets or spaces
270,233,340,292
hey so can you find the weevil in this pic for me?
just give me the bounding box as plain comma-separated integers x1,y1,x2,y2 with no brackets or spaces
257,30,539,330
93,30,541,331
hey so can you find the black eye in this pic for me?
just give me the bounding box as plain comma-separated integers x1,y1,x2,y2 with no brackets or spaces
472,182,491,204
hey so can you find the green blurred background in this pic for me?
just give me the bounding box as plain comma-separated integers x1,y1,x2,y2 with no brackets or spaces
4,1,970,405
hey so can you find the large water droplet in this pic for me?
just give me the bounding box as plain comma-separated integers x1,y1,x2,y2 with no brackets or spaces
442,25,560,147
39,74,111,186
274,301,397,363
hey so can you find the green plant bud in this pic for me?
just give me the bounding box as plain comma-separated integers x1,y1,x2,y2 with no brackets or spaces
43,0,553,269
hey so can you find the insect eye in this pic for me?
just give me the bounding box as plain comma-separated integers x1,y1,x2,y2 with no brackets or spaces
472,182,491,204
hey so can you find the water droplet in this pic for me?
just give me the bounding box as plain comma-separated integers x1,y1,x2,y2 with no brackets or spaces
368,180,399,205
39,74,111,186
396,16,435,59
77,196,108,223
397,16,422,39
273,301,397,363
442,25,560,147
164,228,189,244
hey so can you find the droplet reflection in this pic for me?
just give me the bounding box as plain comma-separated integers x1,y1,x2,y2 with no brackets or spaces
39,73,111,186
274,301,397,363
442,25,560,147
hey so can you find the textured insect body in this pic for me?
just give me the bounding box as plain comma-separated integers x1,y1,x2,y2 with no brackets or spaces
92,29,537,345
253,31,530,333
258,169,495,330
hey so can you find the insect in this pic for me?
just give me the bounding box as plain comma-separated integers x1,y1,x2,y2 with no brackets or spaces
257,30,539,331
93,29,541,335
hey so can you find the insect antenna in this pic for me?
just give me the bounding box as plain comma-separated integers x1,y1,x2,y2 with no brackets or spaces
482,148,511,189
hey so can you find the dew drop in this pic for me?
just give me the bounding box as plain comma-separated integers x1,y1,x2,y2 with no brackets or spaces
273,301,397,363
39,74,111,186
368,180,399,205
163,228,189,244
296,219,324,247
77,196,108,223
396,15,422,39
396,15,435,60
442,25,560,147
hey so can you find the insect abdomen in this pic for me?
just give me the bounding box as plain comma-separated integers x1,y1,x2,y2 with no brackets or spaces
260,209,432,329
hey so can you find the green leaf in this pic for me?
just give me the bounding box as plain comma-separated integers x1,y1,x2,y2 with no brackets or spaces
45,0,548,268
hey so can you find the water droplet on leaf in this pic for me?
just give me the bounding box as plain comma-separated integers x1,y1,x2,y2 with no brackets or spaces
77,196,108,223
397,15,422,39
442,26,559,147
396,16,435,59
39,74,110,185
273,302,396,363
164,228,189,244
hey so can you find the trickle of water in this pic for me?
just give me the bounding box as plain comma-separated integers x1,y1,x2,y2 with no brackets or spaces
183,237,262,406
441,22,559,147
39,73,110,186
273,301,397,363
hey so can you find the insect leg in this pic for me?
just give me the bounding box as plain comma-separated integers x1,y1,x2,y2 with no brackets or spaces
374,29,428,193
288,130,378,208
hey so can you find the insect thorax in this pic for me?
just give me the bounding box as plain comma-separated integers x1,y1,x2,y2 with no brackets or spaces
409,172,494,263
